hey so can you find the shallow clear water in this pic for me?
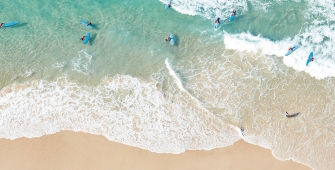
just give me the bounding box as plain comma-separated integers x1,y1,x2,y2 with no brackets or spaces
1,0,335,169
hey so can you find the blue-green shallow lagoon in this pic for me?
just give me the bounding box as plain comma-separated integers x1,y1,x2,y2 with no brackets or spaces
0,0,310,87
1,0,209,87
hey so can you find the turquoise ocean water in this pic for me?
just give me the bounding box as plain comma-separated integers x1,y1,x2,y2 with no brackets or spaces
1,0,335,169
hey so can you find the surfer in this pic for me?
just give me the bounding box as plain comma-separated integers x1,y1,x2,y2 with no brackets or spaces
288,47,293,51
215,17,220,24
87,22,92,26
81,36,86,41
232,10,236,16
0,23,3,28
311,57,314,61
286,112,290,117
240,127,244,136
165,37,171,42
168,2,171,7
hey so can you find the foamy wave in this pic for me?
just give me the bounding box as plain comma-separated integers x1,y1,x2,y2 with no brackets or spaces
165,58,186,92
223,31,335,79
71,50,93,75
160,0,248,19
223,31,291,56
0,75,240,153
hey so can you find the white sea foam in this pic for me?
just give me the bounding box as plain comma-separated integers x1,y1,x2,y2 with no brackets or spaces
160,0,248,19
52,61,66,69
223,30,335,79
0,74,240,153
165,58,186,92
11,69,36,80
71,50,93,75
20,70,35,77
223,31,292,56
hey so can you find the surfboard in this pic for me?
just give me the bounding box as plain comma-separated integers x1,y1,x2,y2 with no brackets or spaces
80,20,93,29
214,22,219,29
83,32,90,45
169,33,175,45
2,21,19,27
230,15,235,21
285,45,299,56
306,52,314,66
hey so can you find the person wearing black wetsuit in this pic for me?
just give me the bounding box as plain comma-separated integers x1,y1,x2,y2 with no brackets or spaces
232,10,236,16
215,18,220,24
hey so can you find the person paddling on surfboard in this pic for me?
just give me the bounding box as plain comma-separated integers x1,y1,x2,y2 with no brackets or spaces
0,23,4,28
215,18,220,24
81,36,86,41
288,46,293,51
165,37,171,42
87,22,92,26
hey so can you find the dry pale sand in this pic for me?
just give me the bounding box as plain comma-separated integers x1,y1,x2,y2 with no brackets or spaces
0,131,311,170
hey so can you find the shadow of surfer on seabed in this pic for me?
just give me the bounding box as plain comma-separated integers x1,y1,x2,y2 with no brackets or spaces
286,111,300,118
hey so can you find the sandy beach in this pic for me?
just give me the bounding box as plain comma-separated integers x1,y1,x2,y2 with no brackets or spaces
0,131,311,170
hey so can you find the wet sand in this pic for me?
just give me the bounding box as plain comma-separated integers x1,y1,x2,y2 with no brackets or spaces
0,131,311,170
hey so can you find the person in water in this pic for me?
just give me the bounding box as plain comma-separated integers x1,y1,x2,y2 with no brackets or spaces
215,17,220,24
311,57,314,61
81,36,86,41
286,111,290,117
0,23,4,28
240,127,244,136
87,22,92,26
232,10,236,16
168,2,171,7
288,47,293,51
165,37,171,42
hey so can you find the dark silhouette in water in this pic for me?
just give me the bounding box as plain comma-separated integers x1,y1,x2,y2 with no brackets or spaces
286,112,300,118
240,127,244,136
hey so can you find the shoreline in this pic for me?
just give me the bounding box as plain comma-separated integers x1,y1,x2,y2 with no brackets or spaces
0,131,311,170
